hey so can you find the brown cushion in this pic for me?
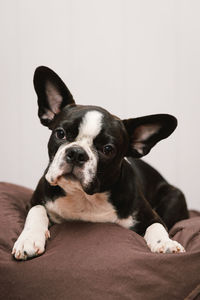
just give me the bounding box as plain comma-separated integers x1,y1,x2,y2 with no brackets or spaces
0,182,200,300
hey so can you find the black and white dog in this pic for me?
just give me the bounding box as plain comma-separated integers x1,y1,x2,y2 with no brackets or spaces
12,66,188,260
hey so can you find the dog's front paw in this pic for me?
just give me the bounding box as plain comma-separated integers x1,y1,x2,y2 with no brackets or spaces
148,239,185,254
12,229,50,260
144,223,185,254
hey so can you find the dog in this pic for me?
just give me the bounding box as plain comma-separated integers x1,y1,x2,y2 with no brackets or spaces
12,66,189,260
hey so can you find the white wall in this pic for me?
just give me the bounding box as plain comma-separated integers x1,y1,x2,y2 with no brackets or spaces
0,0,200,209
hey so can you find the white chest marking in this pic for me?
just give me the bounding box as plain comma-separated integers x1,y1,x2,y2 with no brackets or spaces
45,177,136,229
46,191,118,224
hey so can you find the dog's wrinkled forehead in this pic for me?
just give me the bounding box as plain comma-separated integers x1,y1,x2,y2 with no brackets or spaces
54,105,121,142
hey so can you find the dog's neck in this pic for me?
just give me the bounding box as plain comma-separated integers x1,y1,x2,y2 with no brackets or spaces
56,175,109,203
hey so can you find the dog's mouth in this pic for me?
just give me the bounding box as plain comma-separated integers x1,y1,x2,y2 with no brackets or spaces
45,166,99,195
45,164,86,189
45,167,79,186
59,173,79,185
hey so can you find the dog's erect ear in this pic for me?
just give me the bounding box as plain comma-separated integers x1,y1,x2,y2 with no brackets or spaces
123,114,177,158
33,66,75,127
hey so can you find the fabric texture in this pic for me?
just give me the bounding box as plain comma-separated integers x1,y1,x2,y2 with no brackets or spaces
0,182,200,300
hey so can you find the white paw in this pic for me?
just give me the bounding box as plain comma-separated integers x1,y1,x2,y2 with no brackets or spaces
148,239,185,254
12,229,50,260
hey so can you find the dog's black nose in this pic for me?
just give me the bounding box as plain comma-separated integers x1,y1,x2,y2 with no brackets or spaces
66,147,89,166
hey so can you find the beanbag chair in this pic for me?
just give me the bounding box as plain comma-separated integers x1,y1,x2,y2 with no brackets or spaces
0,182,200,300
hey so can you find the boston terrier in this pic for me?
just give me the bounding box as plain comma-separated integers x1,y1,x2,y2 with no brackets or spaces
12,66,188,260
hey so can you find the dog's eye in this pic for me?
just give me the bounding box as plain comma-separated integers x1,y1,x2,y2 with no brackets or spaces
55,129,66,140
103,144,114,156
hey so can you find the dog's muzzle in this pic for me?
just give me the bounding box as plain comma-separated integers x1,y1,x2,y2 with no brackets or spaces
45,144,89,186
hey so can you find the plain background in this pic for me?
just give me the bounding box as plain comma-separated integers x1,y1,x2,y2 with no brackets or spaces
0,0,199,209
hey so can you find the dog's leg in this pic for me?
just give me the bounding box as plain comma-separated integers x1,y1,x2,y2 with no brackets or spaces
144,222,185,253
153,183,189,230
144,184,187,253
12,205,50,260
131,191,186,253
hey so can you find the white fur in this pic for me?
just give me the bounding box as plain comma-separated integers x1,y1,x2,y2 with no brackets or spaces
117,216,136,229
12,205,50,260
45,142,71,185
77,110,103,142
144,223,185,253
74,110,103,186
45,193,117,224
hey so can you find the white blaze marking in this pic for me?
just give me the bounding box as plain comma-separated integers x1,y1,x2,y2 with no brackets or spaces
75,110,103,186
77,110,103,143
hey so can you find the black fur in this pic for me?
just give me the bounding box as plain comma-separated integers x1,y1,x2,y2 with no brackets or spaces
31,66,189,237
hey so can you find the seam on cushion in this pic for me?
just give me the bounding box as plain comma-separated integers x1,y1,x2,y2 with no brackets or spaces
170,227,200,251
171,217,200,230
170,228,200,241
184,284,200,300
169,227,185,238
184,233,200,252
170,218,200,238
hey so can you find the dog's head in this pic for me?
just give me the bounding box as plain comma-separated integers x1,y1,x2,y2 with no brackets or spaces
34,66,177,195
